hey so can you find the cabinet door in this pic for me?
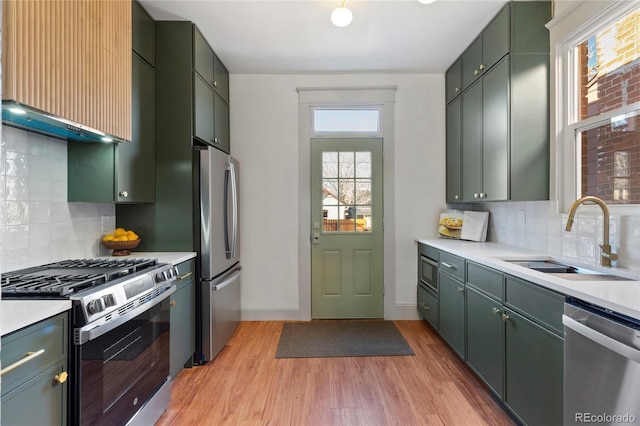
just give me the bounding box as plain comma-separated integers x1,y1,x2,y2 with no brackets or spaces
1,362,68,426
461,81,483,201
462,35,483,90
446,98,462,202
214,93,230,154
504,308,563,426
213,54,230,104
438,272,465,357
117,52,155,203
481,56,509,201
417,284,439,329
67,142,116,202
193,26,215,88
194,73,216,145
466,286,503,398
170,280,195,378
482,4,509,71
132,1,154,66
445,58,462,104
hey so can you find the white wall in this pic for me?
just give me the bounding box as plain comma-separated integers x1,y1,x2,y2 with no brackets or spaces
231,74,445,320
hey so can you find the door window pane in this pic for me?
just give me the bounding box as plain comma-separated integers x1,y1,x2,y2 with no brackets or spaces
322,150,373,233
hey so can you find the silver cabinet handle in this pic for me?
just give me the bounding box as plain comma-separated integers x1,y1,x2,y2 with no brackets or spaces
455,87,460,92
214,138,219,144
479,192,486,198
0,349,45,376
441,262,455,269
474,69,479,75
501,313,510,322
474,193,479,198
119,191,128,198
457,287,464,293
213,81,218,88
492,307,500,315
454,195,460,200
479,63,486,70
420,303,430,311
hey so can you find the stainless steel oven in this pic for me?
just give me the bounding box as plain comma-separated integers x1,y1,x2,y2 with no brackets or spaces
418,244,438,293
1,258,179,426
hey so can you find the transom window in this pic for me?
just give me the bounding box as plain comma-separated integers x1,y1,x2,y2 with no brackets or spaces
570,7,640,205
312,107,381,136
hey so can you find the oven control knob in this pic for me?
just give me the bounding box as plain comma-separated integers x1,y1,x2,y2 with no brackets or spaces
155,272,166,283
102,294,116,307
87,298,105,315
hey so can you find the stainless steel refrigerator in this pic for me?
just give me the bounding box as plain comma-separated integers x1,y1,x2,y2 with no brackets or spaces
199,147,241,362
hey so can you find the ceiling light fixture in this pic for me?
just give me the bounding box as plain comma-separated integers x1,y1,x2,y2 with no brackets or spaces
418,0,436,4
331,0,353,27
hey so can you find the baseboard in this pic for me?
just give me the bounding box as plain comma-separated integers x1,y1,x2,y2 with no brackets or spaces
241,308,305,321
390,304,421,320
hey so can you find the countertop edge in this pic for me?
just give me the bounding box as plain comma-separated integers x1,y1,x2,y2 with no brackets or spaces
1,300,72,337
417,238,640,320
98,252,197,266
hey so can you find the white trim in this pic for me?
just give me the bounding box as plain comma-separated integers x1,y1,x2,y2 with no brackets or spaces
298,86,396,320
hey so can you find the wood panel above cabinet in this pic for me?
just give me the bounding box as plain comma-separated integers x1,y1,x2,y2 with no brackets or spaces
2,0,132,141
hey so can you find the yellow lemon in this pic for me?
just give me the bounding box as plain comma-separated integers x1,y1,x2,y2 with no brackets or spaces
126,230,135,236
116,235,129,241
114,228,127,237
127,234,139,241
102,235,115,242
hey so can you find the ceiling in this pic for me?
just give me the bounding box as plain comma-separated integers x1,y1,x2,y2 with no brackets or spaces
139,0,509,74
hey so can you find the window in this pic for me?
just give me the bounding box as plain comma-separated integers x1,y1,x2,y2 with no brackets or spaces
567,6,640,206
312,107,381,136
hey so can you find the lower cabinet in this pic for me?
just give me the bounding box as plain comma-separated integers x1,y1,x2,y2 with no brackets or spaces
417,283,438,329
466,286,504,398
169,259,196,378
438,271,465,358
1,313,69,426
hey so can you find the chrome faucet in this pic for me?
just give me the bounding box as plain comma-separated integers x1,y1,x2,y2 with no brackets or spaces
565,196,618,267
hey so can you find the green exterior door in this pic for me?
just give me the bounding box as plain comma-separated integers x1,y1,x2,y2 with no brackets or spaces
311,138,383,319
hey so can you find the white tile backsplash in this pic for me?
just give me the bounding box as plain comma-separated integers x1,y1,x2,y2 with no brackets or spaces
474,200,640,272
0,126,115,272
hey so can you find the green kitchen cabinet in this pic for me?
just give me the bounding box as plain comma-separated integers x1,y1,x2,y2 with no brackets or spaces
417,284,439,329
445,97,462,202
194,72,230,153
438,271,465,358
1,313,68,426
446,1,550,203
193,26,229,104
68,3,155,203
466,284,504,398
504,307,563,426
169,259,196,378
445,57,462,104
461,4,508,90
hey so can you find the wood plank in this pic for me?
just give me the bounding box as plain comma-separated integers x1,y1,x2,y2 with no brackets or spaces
159,321,515,426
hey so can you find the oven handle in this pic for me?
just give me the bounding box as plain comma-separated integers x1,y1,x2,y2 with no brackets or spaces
563,315,640,363
75,285,175,345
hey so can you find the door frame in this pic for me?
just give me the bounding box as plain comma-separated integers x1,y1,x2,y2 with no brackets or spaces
297,87,397,320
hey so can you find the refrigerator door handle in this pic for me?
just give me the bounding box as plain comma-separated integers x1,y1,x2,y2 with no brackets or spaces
224,161,238,260
211,267,242,291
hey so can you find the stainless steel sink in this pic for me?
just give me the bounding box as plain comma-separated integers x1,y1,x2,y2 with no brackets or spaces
504,260,634,281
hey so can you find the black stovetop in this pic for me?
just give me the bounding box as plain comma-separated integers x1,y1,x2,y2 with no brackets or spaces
1,258,157,298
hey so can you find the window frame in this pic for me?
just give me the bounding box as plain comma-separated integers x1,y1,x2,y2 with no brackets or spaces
311,105,383,138
553,0,640,213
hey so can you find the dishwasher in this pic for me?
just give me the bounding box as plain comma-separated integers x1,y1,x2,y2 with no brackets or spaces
563,299,640,425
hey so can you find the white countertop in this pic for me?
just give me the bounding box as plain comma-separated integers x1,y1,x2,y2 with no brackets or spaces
417,239,640,321
1,252,197,337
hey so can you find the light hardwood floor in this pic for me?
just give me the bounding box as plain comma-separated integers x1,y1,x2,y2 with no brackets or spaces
157,320,515,426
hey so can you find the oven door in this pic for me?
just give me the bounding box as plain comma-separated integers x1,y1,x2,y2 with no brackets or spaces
72,289,173,426
419,255,438,292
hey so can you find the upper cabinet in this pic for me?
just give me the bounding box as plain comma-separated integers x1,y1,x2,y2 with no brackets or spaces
68,1,155,203
446,1,551,203
1,0,132,141
193,26,231,153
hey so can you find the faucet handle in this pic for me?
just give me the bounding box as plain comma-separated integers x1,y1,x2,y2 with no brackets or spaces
599,244,619,261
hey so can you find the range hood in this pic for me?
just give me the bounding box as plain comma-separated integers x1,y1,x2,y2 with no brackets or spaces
2,101,126,143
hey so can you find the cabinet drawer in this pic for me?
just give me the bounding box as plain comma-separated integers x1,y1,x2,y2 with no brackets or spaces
417,284,438,329
439,252,465,281
467,262,503,300
175,259,196,291
1,313,68,396
418,243,438,261
505,275,565,335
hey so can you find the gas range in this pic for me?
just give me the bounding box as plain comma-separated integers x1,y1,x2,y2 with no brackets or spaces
1,258,179,332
